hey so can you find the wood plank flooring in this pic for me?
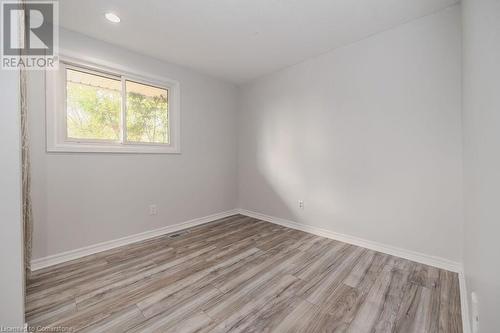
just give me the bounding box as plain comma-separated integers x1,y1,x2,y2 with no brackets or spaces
26,215,463,332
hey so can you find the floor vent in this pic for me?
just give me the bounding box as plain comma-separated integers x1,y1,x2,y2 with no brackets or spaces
168,231,189,238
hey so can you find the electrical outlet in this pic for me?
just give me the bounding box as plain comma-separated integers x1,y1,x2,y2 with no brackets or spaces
298,200,304,209
471,292,479,333
149,204,158,216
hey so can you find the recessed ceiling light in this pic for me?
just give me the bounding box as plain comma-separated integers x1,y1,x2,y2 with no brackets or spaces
105,12,120,23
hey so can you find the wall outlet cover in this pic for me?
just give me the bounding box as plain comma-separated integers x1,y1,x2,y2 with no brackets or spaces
149,204,158,216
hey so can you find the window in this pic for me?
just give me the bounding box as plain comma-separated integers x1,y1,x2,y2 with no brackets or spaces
66,68,122,142
46,57,180,153
125,80,169,144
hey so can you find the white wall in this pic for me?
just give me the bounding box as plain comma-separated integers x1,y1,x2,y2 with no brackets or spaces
0,70,25,325
29,29,238,259
462,0,500,332
238,6,463,262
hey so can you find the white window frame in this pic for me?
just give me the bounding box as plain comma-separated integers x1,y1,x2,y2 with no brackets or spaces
46,55,181,154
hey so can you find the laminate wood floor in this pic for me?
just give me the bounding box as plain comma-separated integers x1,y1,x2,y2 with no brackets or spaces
26,215,463,332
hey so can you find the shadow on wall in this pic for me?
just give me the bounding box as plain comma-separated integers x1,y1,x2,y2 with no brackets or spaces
240,97,345,232
240,100,301,224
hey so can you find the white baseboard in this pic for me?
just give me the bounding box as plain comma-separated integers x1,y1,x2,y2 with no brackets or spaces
30,206,471,332
237,209,462,272
238,208,471,332
31,209,239,271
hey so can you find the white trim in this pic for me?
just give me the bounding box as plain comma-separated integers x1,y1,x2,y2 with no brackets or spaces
45,54,181,154
459,270,472,333
29,206,471,332
237,208,471,331
31,209,239,271
237,208,462,272
237,208,472,330
120,76,127,143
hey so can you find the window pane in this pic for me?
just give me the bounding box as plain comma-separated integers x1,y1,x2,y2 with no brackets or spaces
66,68,121,141
126,80,169,144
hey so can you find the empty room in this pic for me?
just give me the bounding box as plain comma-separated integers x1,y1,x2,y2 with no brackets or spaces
1,0,500,332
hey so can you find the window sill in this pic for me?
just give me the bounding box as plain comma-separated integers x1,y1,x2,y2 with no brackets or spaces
47,142,181,154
